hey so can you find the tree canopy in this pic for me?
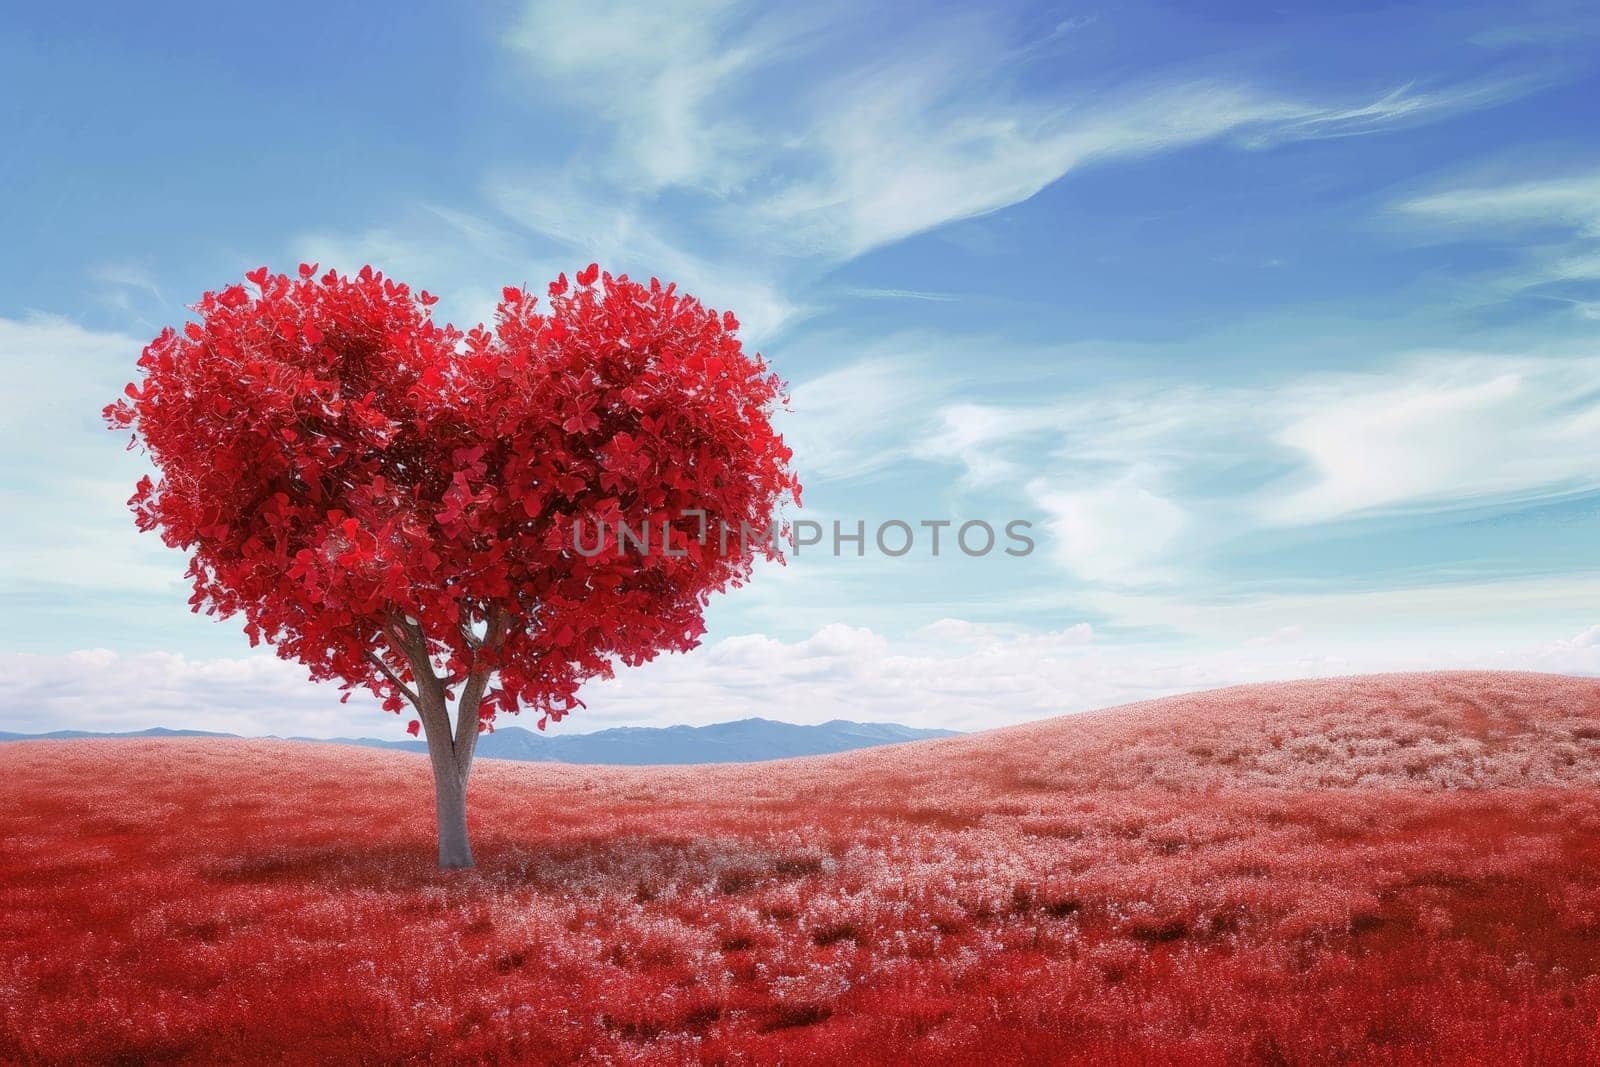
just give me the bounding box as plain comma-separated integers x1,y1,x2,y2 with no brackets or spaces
105,263,800,735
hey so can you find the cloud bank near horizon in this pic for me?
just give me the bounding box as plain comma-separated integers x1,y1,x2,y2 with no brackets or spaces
4,622,1596,740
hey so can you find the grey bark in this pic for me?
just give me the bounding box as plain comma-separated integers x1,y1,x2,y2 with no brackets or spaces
384,610,505,870
423,709,475,869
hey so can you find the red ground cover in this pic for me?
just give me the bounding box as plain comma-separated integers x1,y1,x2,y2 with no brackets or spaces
3,671,1600,1064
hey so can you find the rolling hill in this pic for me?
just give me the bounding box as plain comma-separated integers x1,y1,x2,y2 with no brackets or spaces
3,671,1598,1064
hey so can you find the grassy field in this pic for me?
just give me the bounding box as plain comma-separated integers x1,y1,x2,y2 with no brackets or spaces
3,671,1599,1063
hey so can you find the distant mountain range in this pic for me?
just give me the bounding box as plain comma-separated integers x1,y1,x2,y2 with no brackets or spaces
0,718,960,766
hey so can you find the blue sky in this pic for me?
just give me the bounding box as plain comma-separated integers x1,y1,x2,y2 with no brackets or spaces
3,0,1599,737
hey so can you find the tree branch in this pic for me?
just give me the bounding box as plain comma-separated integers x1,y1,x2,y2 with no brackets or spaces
364,651,420,707
450,605,510,770
458,602,483,650
383,614,436,682
377,605,515,781
383,611,447,721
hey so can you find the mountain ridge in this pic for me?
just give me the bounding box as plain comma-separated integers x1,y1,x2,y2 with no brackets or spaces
0,717,959,766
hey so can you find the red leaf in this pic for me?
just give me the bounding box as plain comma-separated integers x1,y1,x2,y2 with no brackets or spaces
406,720,420,737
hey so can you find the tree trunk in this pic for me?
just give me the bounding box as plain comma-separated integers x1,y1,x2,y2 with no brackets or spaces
417,690,477,869
431,758,474,869
383,612,502,870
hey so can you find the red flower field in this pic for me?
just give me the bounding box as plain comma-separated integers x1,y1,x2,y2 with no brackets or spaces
4,671,1600,1064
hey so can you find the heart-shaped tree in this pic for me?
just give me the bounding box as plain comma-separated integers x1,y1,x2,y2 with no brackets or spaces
105,263,800,867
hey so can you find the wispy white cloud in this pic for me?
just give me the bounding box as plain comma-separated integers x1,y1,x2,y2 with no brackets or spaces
779,353,944,484
486,0,1544,323
747,78,1297,260
914,349,1600,540
1266,354,1600,523
1400,171,1600,234
914,377,1225,586
839,287,960,303
916,402,1063,488
89,262,164,315
1395,168,1600,311
502,0,796,196
268,1,1553,374
756,70,1545,260
484,171,802,342
1029,470,1191,583
1244,74,1555,147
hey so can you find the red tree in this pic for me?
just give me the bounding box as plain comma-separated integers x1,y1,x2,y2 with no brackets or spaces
105,263,800,867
